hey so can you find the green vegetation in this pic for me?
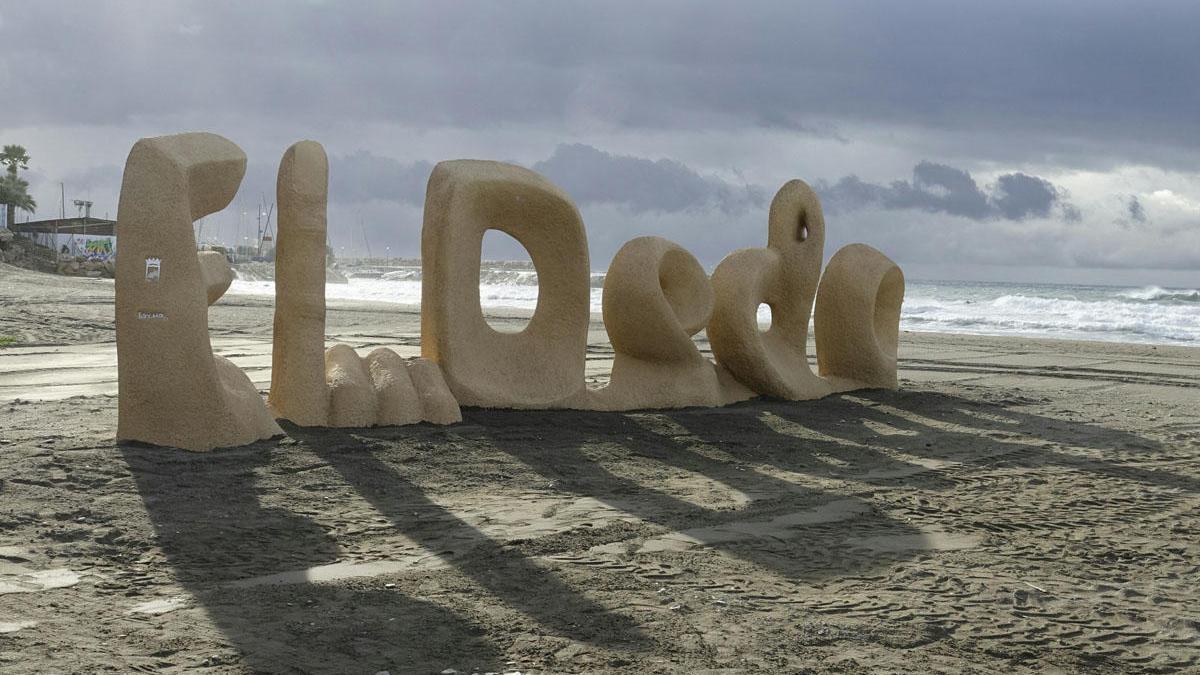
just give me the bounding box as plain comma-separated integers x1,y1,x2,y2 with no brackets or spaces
0,336,17,348
0,144,36,228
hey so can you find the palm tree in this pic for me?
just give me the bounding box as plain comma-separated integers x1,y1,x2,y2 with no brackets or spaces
1,145,31,176
0,145,33,228
0,174,36,225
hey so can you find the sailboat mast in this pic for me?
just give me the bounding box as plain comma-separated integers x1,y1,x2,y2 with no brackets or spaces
360,216,373,260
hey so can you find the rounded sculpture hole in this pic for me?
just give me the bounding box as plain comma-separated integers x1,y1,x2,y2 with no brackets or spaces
480,229,536,333
797,215,809,242
757,302,773,331
658,247,712,335
873,267,904,354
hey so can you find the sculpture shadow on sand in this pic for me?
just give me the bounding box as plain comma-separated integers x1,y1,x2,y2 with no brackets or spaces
117,388,1177,671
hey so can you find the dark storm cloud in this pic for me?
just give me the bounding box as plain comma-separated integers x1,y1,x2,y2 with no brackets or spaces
219,145,765,263
328,152,432,206
3,1,1198,168
1126,195,1148,224
818,162,1076,222
990,173,1060,220
251,145,761,214
532,144,764,214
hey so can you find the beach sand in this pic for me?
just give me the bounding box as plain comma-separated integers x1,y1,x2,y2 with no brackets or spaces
1,261,1198,674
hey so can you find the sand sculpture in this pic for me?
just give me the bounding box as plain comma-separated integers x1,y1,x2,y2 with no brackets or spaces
114,132,902,450
115,132,282,451
708,180,832,400
814,243,905,390
421,160,591,409
419,166,903,409
268,141,461,428
593,236,753,410
267,141,330,426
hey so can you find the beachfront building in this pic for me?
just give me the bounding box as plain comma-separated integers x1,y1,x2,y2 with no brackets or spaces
9,216,117,261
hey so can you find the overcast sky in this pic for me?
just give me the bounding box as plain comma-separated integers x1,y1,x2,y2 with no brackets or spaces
3,1,1198,284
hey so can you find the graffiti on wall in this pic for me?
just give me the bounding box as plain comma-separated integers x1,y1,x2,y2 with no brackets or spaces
82,238,114,260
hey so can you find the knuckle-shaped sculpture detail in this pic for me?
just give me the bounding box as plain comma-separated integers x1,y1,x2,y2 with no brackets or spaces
708,180,834,400
115,132,282,451
815,243,905,391
365,348,424,426
421,160,590,409
270,141,461,429
593,236,753,410
197,250,234,305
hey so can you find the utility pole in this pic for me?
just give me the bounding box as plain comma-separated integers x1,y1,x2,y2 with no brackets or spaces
256,195,263,258
56,183,64,259
73,199,93,241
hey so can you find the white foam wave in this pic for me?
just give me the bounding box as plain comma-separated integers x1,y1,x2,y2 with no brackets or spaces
379,268,608,288
227,275,1200,346
1118,286,1200,302
902,292,1200,344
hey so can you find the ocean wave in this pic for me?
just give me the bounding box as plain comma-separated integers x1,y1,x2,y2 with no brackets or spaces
902,293,1200,344
380,268,422,281
1118,286,1200,303
381,267,609,288
227,277,1200,346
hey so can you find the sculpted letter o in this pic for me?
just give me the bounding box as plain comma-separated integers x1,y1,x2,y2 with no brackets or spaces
421,160,590,408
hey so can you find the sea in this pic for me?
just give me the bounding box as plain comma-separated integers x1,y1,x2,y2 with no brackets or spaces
228,265,1200,347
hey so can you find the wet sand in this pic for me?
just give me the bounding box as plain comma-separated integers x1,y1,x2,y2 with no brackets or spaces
1,262,1199,674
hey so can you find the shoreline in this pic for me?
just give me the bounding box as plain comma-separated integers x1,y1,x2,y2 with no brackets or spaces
2,262,1197,405
3,262,1198,353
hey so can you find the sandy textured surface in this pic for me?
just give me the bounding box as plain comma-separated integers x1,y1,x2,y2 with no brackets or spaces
1,263,1198,674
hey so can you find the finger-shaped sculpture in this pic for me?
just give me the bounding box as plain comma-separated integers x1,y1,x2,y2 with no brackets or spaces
815,243,905,390
325,344,378,427
593,236,752,410
407,358,464,425
421,160,590,408
366,348,423,426
708,180,833,400
115,132,282,450
269,140,461,428
268,141,331,426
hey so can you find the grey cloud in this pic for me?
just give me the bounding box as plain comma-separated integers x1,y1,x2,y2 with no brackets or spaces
60,165,123,193
990,173,1058,220
4,1,1198,171
1126,195,1147,224
328,152,432,207
818,162,1076,222
291,144,762,215
898,162,990,219
218,144,769,265
1060,202,1083,224
532,143,765,215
